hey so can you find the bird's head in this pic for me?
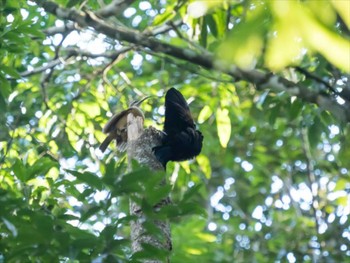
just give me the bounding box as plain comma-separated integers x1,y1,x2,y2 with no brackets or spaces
129,96,151,107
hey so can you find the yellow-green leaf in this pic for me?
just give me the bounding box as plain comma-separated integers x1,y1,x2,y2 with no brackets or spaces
216,108,231,148
196,155,211,179
335,196,348,207
198,105,212,124
265,21,303,70
180,162,191,174
153,6,176,26
78,102,101,119
196,232,216,242
334,178,347,191
331,0,350,28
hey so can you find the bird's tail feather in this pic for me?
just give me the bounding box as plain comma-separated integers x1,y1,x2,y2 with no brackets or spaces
99,135,113,152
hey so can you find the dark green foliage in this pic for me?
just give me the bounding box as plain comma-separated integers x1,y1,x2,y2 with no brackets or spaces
0,0,349,262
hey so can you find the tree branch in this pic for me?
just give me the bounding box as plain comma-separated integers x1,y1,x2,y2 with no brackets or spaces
20,56,73,77
35,0,350,123
43,22,78,36
294,66,337,94
65,46,133,59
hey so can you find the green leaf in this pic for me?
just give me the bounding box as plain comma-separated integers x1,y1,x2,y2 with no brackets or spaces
67,170,103,191
268,104,281,126
132,243,169,261
145,184,172,206
78,101,101,118
217,5,268,68
0,92,7,111
113,169,152,195
211,9,226,38
216,107,231,148
80,206,102,222
0,65,21,78
205,15,218,38
256,90,270,110
199,18,208,47
2,217,18,237
0,77,12,99
266,19,303,70
153,6,176,26
103,157,126,185
334,178,347,191
16,25,45,38
289,99,303,121
29,157,58,179
182,184,203,202
308,116,323,149
66,0,83,8
13,159,27,181
196,155,211,179
198,105,213,124
2,31,24,44
331,1,350,28
178,202,207,217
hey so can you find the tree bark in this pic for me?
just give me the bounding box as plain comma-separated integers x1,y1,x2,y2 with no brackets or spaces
127,114,171,262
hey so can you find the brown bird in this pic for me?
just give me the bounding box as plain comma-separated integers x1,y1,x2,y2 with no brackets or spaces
99,96,150,152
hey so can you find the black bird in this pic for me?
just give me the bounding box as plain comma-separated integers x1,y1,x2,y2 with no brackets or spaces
153,88,203,168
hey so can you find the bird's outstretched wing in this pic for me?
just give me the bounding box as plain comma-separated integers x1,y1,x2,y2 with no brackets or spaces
164,88,195,135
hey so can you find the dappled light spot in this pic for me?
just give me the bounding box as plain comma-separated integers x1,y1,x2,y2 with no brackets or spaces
123,7,136,18
207,222,217,231
252,205,263,220
241,160,253,172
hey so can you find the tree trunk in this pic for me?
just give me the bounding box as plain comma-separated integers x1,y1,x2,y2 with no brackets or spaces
127,114,172,262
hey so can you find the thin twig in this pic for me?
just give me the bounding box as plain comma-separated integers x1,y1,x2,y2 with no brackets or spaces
95,0,136,18
43,22,77,36
139,47,233,84
295,66,337,94
19,57,68,77
167,21,211,56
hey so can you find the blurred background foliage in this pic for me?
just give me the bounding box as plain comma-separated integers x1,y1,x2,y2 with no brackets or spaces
0,0,349,262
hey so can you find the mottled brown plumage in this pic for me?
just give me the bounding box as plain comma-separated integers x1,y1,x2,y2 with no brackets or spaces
99,97,149,152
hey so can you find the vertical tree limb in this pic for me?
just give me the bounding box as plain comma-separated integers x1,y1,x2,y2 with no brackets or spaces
127,114,171,262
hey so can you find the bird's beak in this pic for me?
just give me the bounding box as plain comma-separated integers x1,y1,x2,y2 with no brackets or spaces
133,95,151,106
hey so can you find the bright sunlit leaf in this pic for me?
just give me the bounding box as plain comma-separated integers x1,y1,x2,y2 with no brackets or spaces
217,5,267,69
336,196,348,207
180,162,191,174
331,0,350,28
265,21,304,70
153,6,176,26
196,232,216,242
78,102,101,118
301,8,350,72
185,248,203,255
334,178,347,191
196,155,212,179
216,107,231,148
268,1,350,72
198,105,213,124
